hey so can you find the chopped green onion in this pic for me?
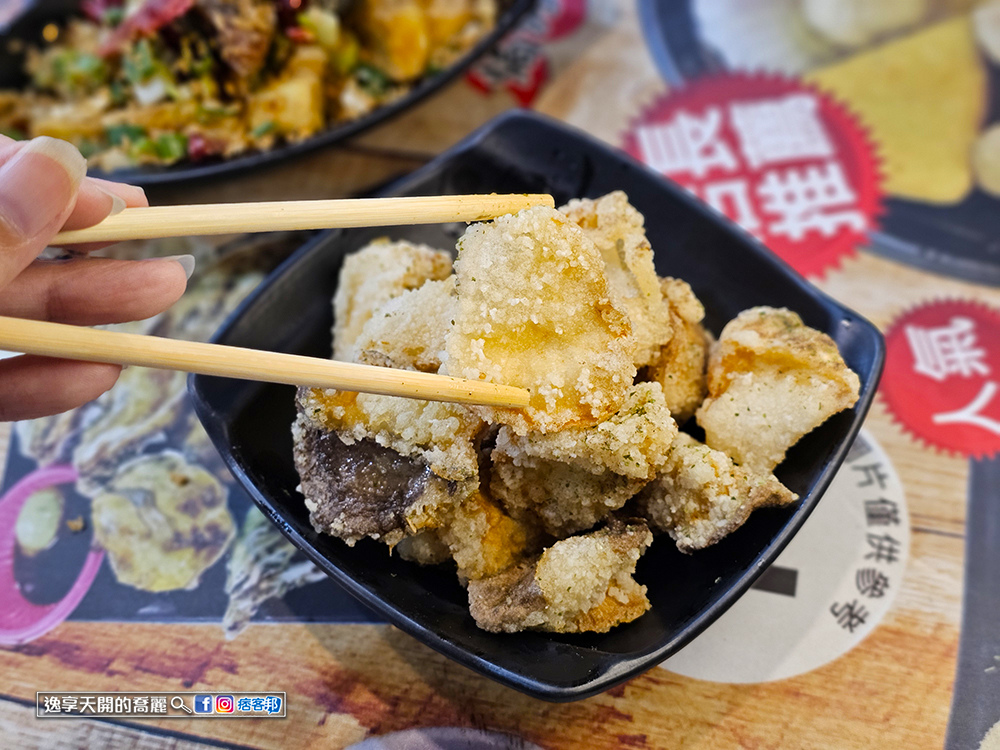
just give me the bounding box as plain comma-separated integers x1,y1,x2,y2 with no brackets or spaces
251,121,276,139
153,132,188,161
105,123,147,146
354,63,390,96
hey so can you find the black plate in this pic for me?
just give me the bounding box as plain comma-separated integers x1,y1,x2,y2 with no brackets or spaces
0,0,535,186
190,110,885,701
637,0,1000,286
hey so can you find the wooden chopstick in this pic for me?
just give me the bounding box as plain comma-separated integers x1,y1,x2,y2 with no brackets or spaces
53,194,555,245
0,316,530,409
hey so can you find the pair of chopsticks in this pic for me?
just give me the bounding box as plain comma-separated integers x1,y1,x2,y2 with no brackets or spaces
3,194,555,409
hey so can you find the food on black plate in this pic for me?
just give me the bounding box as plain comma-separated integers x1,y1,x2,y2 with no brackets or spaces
293,191,861,633
0,0,497,169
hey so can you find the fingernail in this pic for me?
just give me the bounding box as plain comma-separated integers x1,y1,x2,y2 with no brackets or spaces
105,190,127,216
155,253,196,279
0,137,86,239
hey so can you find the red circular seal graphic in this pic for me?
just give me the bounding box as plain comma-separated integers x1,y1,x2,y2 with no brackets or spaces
881,300,1000,458
622,72,882,278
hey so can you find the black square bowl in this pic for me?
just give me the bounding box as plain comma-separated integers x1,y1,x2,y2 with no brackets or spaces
190,111,884,701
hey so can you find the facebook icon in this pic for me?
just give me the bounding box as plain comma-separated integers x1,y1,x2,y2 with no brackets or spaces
193,695,214,714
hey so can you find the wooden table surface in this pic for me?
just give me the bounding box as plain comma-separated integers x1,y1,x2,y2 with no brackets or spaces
0,2,993,747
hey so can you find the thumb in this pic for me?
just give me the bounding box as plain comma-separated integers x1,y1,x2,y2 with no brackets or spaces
0,137,87,288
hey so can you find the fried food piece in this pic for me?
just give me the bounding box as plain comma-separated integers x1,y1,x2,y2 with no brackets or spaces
438,491,540,583
494,382,676,479
447,206,636,434
332,238,452,361
696,306,860,473
298,386,483,482
91,451,236,592
641,277,710,424
561,192,672,367
636,432,797,553
467,518,652,633
293,410,477,547
491,454,644,537
395,529,452,566
353,277,457,372
489,383,674,536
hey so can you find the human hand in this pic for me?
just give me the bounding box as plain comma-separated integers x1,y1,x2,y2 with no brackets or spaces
0,135,192,421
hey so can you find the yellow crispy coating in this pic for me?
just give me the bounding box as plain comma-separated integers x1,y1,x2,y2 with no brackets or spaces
332,238,452,361
353,277,457,372
437,491,540,583
636,433,797,553
446,205,636,434
493,382,676,480
299,387,483,482
466,519,652,633
490,452,644,537
91,452,235,592
561,192,673,367
696,306,860,473
642,277,710,424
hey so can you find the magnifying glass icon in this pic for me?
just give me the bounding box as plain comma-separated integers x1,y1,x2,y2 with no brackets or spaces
170,696,193,714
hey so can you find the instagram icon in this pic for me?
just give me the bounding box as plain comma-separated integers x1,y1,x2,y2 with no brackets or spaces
215,695,234,713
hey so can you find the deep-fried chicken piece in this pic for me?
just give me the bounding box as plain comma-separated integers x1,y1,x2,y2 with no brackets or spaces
352,277,457,372
636,432,798,553
447,205,636,434
696,306,861,473
332,238,452,361
561,192,673,367
642,277,710,424
467,518,652,633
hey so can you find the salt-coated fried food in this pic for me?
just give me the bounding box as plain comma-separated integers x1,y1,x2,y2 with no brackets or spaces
294,192,863,635
696,306,861,473
298,386,483,482
489,382,676,536
467,518,652,633
491,453,644,537
353,277,457,372
446,205,636,434
91,451,235,592
561,192,673,367
642,277,710,424
493,382,676,480
292,411,477,547
332,238,452,361
437,490,540,583
636,432,797,553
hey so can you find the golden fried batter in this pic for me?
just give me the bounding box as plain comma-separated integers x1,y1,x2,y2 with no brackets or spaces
636,432,797,553
446,206,636,434
91,451,235,592
696,306,860,473
495,382,676,480
642,277,710,424
352,277,457,372
299,386,483,482
491,453,644,537
561,192,673,367
467,518,652,633
332,238,452,361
